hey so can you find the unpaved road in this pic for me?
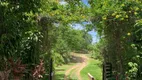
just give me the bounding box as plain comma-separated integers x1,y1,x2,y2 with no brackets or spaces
64,53,89,80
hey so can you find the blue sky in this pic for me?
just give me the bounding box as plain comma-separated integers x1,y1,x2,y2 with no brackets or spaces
88,30,99,43
60,0,89,6
82,0,89,6
72,23,99,43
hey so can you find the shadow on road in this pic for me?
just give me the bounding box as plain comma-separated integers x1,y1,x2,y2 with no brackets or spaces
70,55,83,63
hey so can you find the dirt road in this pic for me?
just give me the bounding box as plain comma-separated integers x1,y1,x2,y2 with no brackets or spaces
64,53,89,80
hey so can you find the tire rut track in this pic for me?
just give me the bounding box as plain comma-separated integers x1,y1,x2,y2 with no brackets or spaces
64,53,89,80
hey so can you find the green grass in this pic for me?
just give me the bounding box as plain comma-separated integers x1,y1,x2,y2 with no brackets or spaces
54,63,75,80
81,59,102,80
69,67,78,80
55,53,102,80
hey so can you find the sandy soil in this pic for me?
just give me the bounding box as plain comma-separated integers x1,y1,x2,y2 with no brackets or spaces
64,53,89,80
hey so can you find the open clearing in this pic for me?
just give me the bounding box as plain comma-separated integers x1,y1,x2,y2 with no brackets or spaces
55,53,102,80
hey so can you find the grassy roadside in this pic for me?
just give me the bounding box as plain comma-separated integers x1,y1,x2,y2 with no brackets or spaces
54,53,102,80
54,63,76,80
69,67,78,80
54,53,82,80
80,58,102,80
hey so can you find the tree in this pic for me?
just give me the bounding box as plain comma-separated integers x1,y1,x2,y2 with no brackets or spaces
0,0,92,79
89,0,142,79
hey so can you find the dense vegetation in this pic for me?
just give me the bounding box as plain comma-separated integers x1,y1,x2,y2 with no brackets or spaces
89,0,142,79
0,0,142,80
0,0,91,80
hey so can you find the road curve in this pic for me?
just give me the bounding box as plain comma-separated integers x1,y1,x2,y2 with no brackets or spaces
64,53,89,80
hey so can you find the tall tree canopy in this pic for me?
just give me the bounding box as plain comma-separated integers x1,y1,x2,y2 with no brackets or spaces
89,0,142,79
0,0,91,79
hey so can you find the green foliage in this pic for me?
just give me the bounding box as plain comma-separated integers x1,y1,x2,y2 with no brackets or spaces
89,0,142,79
89,39,105,61
81,59,102,80
0,0,44,79
127,62,138,78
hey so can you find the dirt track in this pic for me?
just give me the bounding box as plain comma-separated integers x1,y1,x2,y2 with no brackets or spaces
64,53,89,80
